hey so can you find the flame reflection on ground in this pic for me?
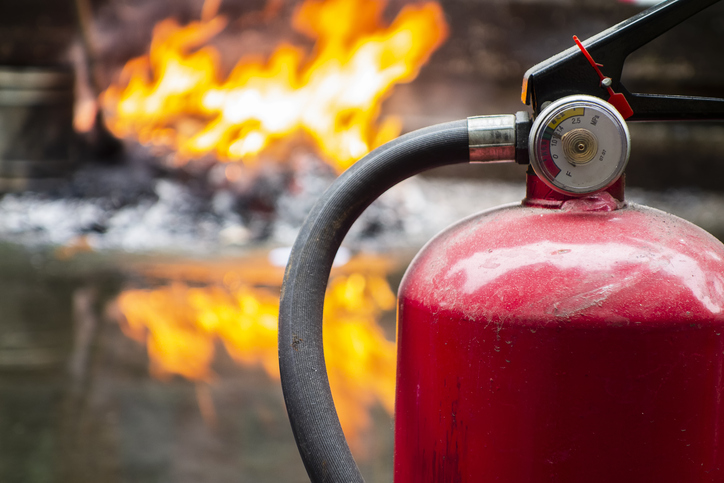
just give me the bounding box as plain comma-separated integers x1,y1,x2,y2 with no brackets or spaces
101,0,448,171
116,253,397,452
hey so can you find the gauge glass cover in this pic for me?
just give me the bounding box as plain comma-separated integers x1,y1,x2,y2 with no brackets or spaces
529,95,630,195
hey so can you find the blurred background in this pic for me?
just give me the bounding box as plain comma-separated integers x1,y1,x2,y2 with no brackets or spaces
0,0,722,481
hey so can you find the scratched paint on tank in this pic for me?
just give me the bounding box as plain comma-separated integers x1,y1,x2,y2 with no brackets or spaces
394,197,724,482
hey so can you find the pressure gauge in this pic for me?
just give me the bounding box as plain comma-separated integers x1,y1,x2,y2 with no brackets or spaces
529,95,630,196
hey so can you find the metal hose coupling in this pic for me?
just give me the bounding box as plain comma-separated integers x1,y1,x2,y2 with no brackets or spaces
468,111,531,164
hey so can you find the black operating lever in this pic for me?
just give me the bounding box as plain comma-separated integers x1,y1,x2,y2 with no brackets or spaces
522,0,724,121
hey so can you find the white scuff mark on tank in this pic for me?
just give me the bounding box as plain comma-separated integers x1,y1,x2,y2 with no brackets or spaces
446,240,724,315
707,250,723,262
552,272,647,318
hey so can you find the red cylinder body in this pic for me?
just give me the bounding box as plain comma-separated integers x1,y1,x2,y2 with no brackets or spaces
395,175,724,482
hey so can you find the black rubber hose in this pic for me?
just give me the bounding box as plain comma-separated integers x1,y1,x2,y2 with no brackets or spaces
279,119,470,482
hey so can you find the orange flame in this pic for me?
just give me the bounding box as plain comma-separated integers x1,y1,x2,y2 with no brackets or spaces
116,255,396,449
101,0,448,171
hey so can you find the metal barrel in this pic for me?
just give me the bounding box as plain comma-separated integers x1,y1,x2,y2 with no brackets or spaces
0,67,75,192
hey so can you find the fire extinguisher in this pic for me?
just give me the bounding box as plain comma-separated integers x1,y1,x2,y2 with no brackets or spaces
279,0,724,481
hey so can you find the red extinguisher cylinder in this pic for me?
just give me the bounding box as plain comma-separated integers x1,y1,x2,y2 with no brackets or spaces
395,174,724,482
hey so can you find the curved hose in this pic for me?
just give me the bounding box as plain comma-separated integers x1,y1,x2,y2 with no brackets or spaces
279,120,470,482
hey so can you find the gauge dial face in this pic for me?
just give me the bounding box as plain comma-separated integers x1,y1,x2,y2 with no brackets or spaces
529,95,630,195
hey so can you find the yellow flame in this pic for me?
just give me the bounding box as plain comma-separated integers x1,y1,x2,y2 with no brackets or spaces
101,0,448,171
116,255,397,450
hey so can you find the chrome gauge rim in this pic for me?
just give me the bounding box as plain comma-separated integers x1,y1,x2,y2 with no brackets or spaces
529,95,631,196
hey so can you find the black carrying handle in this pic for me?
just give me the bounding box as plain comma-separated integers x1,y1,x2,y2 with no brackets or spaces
522,0,724,120
278,120,470,482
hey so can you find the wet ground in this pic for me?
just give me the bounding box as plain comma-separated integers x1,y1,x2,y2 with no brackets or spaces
0,244,397,483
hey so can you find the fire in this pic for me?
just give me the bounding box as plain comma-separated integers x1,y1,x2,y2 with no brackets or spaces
101,0,448,171
116,254,397,450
